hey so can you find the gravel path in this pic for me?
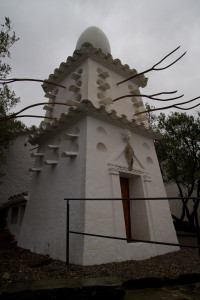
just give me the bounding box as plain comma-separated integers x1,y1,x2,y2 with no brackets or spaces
1,231,200,285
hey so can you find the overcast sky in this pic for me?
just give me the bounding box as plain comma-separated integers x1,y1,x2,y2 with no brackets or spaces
1,0,200,127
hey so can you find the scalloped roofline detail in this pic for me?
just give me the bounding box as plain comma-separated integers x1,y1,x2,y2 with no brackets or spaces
28,100,162,145
42,43,148,93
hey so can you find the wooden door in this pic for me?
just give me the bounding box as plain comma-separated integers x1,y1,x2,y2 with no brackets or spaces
120,177,131,239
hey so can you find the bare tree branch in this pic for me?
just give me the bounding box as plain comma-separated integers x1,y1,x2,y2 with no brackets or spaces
134,96,200,116
175,102,200,111
153,46,186,70
117,46,186,85
113,91,184,102
0,115,53,122
12,102,70,117
0,78,66,89
13,115,53,120
0,102,71,122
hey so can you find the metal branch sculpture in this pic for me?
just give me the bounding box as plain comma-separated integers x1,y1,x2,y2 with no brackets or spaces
117,46,186,85
113,91,184,103
0,78,66,89
0,102,71,122
115,46,200,115
175,102,200,111
134,96,200,116
1,46,198,123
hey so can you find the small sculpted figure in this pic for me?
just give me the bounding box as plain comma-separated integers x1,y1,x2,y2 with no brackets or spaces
123,129,134,171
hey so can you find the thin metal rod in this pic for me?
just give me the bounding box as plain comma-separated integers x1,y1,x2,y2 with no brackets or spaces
194,210,200,257
0,77,66,88
117,46,186,85
66,200,70,265
64,197,200,201
69,230,200,249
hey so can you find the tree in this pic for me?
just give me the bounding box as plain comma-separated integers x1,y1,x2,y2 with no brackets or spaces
145,103,157,128
0,17,25,174
154,112,200,230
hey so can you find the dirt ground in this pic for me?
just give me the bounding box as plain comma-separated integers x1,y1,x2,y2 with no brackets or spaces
1,229,200,286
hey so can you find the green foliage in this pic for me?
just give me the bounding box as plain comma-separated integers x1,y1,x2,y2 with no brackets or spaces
0,17,25,175
155,112,200,196
0,17,20,112
153,112,200,228
145,103,158,128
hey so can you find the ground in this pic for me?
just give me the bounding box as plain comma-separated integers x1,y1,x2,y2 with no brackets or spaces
1,229,200,286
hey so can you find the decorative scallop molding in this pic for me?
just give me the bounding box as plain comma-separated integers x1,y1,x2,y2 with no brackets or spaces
113,58,122,68
42,43,147,96
28,100,162,145
44,93,56,100
43,105,53,111
40,120,49,126
54,68,62,76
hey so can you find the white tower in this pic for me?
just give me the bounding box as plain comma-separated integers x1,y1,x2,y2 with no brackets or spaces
18,27,179,265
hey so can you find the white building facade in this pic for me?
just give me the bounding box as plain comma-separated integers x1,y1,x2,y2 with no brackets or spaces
5,27,179,265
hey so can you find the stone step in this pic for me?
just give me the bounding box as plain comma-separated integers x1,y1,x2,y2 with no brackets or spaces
0,277,125,300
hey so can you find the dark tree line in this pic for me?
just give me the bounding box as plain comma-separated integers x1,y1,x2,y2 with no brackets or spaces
149,110,200,231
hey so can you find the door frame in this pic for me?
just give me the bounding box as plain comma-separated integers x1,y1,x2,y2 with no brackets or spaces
120,177,131,239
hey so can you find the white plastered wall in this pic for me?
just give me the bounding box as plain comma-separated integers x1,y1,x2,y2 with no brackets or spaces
43,60,89,120
18,118,87,264
17,113,179,265
81,116,179,265
87,58,147,124
17,53,179,265
45,56,147,125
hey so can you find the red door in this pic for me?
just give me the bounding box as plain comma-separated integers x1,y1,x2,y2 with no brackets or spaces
120,177,131,239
